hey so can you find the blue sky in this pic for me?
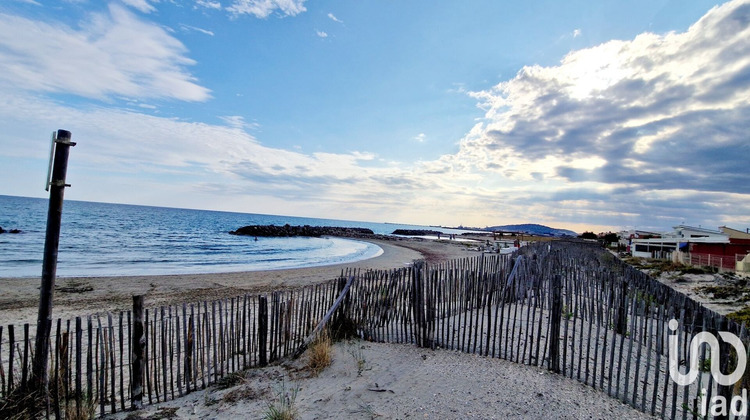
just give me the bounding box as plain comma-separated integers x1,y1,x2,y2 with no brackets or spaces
1,0,748,233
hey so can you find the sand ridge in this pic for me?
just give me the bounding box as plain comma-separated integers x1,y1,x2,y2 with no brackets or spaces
103,340,652,419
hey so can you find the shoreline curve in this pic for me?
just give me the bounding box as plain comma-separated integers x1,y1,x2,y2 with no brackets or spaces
0,238,477,326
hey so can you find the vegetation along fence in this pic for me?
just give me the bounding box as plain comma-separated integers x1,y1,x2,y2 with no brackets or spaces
1,241,748,419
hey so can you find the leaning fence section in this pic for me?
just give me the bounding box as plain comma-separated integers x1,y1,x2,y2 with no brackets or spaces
2,241,748,419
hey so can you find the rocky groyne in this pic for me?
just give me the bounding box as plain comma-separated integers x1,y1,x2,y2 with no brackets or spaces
391,229,442,236
0,226,21,234
230,224,375,238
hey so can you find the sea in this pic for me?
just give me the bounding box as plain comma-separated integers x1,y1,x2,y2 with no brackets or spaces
0,195,473,278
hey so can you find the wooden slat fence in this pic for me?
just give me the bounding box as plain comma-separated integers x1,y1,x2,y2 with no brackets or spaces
1,241,747,419
0,275,346,417
346,241,749,420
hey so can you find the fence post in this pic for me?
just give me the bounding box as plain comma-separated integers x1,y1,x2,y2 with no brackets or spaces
616,281,629,335
425,270,435,350
330,276,348,337
716,315,732,420
548,273,562,373
32,129,76,394
131,296,145,410
410,262,426,347
186,314,193,391
258,296,268,367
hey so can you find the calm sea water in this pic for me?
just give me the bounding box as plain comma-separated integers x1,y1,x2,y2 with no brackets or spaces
0,195,469,277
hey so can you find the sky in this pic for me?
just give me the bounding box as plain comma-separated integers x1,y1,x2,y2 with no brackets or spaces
0,0,748,233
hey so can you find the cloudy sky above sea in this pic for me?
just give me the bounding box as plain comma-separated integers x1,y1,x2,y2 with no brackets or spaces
1,0,748,233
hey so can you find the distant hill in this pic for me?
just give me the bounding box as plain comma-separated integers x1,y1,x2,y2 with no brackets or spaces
484,223,577,237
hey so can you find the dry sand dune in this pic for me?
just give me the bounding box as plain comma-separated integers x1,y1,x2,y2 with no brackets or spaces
103,340,651,419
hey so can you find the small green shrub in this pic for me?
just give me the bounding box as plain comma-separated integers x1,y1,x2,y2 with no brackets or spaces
263,380,299,420
728,306,750,324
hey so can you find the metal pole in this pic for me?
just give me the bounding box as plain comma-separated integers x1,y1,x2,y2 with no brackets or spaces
32,129,76,393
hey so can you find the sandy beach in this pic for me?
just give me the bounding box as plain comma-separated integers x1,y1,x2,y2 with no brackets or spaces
0,237,477,327
0,237,658,419
103,340,651,420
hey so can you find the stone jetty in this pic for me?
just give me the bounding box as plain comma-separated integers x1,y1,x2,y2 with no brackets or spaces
230,224,375,238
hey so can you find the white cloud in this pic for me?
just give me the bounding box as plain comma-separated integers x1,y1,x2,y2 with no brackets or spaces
121,0,158,14
0,90,408,210
1,0,749,232
0,4,210,102
573,28,581,38
414,133,426,143
316,30,328,38
195,0,222,9
180,23,215,36
453,0,750,228
328,13,342,23
219,115,259,130
226,0,307,18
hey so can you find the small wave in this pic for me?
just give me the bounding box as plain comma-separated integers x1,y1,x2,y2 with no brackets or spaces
5,258,42,264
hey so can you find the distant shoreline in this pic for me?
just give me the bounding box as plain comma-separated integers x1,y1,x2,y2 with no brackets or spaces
0,237,477,327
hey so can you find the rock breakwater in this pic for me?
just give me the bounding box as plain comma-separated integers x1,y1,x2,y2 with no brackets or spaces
391,229,442,236
230,224,375,238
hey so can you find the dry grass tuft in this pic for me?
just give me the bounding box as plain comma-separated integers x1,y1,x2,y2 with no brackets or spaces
63,393,98,420
306,329,332,376
223,385,262,405
214,371,247,390
0,389,43,420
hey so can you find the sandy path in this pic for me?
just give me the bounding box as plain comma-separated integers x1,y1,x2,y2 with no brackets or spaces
104,340,651,420
0,238,478,327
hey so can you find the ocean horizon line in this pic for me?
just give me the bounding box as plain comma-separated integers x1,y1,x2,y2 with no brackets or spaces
0,194,438,232
0,195,476,278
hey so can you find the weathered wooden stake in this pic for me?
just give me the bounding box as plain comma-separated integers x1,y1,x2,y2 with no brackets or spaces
132,296,145,410
716,316,732,420
616,281,628,335
258,296,268,367
548,273,563,373
32,129,76,393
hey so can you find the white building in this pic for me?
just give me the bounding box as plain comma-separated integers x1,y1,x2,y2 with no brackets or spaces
629,225,729,259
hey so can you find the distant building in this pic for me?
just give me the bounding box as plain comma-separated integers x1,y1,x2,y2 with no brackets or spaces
628,225,750,271
688,227,750,270
719,226,750,240
618,229,665,254
670,225,731,240
629,225,728,259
